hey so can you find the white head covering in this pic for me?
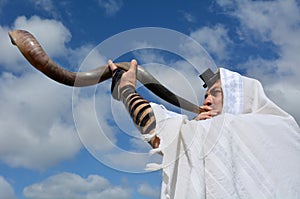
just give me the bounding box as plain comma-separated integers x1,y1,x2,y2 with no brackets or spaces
149,68,300,199
220,68,293,116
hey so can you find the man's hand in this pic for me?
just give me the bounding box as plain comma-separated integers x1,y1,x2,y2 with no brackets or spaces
193,105,220,120
108,59,159,148
108,59,138,90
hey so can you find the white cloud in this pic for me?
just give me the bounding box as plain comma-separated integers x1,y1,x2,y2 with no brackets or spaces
29,0,57,17
0,15,71,73
217,0,300,75
67,44,96,70
0,72,81,169
101,150,162,172
2,14,159,173
0,16,105,170
266,82,300,124
129,135,153,152
0,25,30,73
143,62,202,106
73,88,162,172
0,176,16,199
138,183,160,198
73,91,117,152
233,0,300,45
23,172,131,199
13,15,71,58
132,51,209,113
215,0,232,7
216,0,300,123
98,0,123,16
180,11,196,23
190,24,232,62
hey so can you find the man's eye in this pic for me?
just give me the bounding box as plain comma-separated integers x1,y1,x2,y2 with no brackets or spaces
211,90,222,97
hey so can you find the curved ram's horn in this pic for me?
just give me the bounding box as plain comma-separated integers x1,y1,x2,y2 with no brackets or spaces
8,29,203,114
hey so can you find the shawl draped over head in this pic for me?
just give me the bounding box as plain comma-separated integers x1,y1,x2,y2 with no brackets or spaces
148,68,300,199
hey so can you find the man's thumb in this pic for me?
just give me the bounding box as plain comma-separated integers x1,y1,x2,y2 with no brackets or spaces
129,59,138,72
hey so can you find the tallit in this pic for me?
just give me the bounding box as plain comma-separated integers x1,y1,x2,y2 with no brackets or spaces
148,68,300,199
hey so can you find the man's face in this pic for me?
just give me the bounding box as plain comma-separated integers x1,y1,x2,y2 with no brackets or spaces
203,79,223,114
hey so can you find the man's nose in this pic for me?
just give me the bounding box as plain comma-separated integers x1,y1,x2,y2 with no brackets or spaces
204,95,212,106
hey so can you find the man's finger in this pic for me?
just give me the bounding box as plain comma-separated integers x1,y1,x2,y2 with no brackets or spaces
200,105,213,111
108,60,117,71
128,59,138,73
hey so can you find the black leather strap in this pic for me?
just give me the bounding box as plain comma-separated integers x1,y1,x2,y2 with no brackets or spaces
111,68,125,100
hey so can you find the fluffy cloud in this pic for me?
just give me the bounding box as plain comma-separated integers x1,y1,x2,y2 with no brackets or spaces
230,0,300,77
0,176,16,199
29,0,56,17
137,183,160,198
98,0,123,16
69,28,216,172
0,15,71,73
0,72,81,169
13,15,71,58
216,0,300,123
73,89,117,152
190,25,232,62
1,17,167,172
23,172,131,199
72,82,162,172
0,16,84,170
0,25,27,73
180,11,196,23
131,32,218,112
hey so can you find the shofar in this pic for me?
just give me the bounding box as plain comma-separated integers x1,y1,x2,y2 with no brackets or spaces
8,30,203,114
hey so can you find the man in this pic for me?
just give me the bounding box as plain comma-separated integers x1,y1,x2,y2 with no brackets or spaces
108,59,300,199
109,59,223,147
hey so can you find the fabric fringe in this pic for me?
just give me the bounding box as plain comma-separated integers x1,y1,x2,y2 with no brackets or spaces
145,163,163,171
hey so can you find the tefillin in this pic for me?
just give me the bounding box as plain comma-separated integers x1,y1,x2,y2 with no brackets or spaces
199,68,220,88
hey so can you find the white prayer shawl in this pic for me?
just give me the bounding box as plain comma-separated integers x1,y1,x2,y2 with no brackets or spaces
148,68,300,199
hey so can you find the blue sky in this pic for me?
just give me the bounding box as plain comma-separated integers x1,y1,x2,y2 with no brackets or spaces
0,0,300,198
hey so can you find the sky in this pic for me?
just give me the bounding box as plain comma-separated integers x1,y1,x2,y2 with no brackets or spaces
0,0,300,198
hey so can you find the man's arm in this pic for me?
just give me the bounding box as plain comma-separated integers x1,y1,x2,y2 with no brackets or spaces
108,59,160,148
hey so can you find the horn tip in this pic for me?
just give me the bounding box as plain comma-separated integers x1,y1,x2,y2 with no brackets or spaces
8,30,17,45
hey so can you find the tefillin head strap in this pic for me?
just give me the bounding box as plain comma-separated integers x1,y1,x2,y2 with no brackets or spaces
199,68,220,88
